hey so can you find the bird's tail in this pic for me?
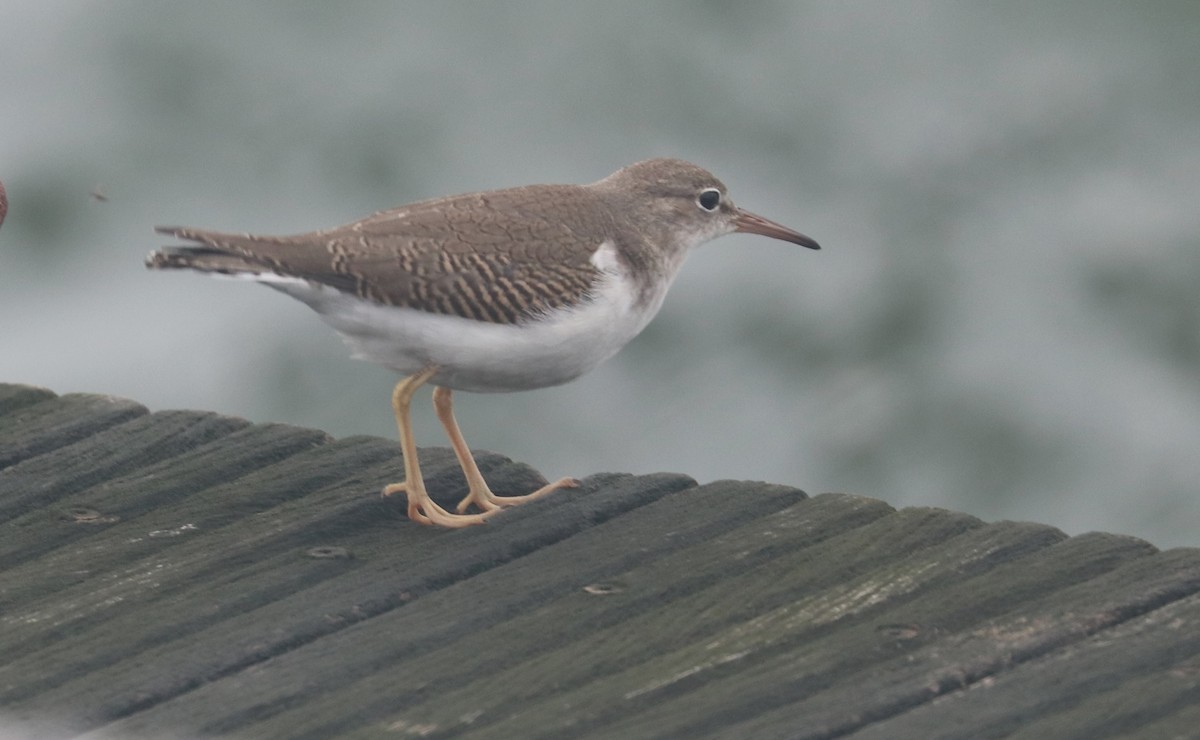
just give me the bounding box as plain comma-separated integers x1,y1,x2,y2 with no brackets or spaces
145,226,272,276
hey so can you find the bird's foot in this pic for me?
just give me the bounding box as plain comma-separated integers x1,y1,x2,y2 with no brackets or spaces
383,481,489,528
454,476,581,514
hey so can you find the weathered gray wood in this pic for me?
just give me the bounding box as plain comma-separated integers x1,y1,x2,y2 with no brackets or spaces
0,391,147,469
690,533,1175,740
0,382,1197,740
79,478,813,739
412,518,1064,739
0,385,707,736
252,493,901,740
0,383,55,417
19,471,696,733
0,436,395,668
0,409,249,522
0,421,331,573
837,549,1200,740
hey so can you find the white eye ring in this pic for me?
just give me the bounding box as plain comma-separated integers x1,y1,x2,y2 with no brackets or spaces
697,188,721,212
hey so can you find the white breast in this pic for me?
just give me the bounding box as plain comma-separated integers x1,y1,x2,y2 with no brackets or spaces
257,240,682,392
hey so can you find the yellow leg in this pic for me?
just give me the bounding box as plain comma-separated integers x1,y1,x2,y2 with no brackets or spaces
381,368,488,528
431,386,580,515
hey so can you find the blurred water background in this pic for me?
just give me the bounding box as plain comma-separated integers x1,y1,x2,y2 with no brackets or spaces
1,2,1198,546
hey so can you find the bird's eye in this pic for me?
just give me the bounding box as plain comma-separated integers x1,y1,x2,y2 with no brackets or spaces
697,188,721,212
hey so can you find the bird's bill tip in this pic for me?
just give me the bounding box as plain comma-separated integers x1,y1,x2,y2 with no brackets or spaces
734,210,820,250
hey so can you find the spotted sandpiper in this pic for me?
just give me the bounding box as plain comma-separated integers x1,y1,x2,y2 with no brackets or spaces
147,158,819,527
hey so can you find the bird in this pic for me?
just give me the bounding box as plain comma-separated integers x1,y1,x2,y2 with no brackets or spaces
146,158,819,527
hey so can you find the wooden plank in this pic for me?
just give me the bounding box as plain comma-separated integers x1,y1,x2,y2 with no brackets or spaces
0,421,331,574
829,548,1200,740
0,383,56,417
402,518,1074,740
86,481,837,739
192,504,985,738
0,436,459,704
0,392,148,470
0,409,250,522
0,382,1195,739
0,436,395,658
7,463,698,734
1111,694,1200,740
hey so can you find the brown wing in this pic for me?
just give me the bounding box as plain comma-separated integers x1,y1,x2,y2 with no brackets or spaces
149,184,614,325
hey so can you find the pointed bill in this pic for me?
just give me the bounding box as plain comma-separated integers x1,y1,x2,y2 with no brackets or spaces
734,209,820,250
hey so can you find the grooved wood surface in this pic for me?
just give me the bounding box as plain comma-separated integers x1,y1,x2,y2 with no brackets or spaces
0,383,1197,739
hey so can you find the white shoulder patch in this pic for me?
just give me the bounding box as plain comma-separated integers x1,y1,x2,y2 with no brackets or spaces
589,239,623,274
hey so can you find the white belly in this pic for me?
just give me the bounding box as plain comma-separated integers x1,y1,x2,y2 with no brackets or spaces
259,246,677,392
